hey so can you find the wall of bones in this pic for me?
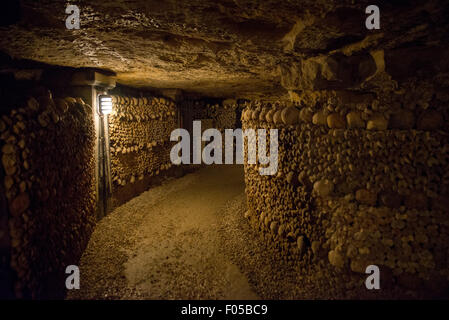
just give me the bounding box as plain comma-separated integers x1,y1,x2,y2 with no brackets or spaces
107,95,242,206
179,99,241,130
241,78,449,298
209,102,239,131
0,88,96,298
178,99,242,164
108,95,178,206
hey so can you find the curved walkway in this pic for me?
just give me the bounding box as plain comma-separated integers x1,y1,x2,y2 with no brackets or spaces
68,165,258,300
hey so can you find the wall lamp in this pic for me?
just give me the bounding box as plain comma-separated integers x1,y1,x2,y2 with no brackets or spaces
99,95,113,115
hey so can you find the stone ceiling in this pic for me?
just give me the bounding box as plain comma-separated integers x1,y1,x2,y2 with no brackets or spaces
1,0,448,100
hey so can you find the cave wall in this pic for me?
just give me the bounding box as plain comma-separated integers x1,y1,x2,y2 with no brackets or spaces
180,99,242,129
108,95,180,207
210,102,239,130
179,99,243,164
210,102,241,158
0,88,96,298
241,64,449,298
107,94,243,208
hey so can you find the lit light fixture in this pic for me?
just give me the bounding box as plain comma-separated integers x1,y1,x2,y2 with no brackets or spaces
99,95,113,115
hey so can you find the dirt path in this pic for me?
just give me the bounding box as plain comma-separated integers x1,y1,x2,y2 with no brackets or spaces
68,165,259,300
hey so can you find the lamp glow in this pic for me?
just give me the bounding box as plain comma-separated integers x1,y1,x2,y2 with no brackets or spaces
99,95,113,115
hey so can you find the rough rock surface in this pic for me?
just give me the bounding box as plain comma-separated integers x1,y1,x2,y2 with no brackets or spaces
2,1,449,99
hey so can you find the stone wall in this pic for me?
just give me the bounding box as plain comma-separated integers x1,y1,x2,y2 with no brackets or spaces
108,96,242,206
178,99,242,166
0,88,96,298
108,95,178,207
209,102,239,130
180,99,241,129
209,102,240,157
241,81,449,298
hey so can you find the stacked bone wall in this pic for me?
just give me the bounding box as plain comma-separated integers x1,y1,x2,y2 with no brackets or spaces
0,88,96,298
209,102,240,158
180,99,240,129
209,103,238,130
241,84,449,298
108,95,178,206
179,99,241,165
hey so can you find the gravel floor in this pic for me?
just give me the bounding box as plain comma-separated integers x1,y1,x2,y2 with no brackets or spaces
67,165,259,300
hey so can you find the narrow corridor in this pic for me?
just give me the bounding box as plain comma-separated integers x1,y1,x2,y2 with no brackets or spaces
68,165,259,299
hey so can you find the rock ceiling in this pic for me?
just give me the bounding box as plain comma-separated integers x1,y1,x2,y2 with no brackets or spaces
1,0,448,99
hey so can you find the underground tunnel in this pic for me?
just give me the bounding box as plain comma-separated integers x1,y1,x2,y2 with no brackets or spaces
0,0,449,302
